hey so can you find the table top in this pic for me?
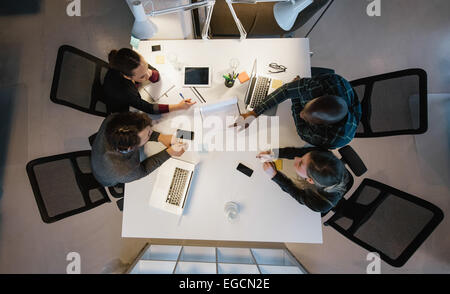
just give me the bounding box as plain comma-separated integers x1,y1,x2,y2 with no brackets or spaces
122,38,323,243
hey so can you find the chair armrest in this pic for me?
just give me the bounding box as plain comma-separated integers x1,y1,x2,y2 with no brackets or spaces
338,146,367,177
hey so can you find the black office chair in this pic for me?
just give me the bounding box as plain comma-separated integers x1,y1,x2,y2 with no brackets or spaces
116,198,124,212
350,68,428,138
26,150,111,223
50,45,110,117
324,178,444,267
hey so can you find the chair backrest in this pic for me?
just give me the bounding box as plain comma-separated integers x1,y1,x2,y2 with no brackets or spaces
50,45,110,117
324,178,444,267
26,150,110,223
88,132,98,147
350,68,427,138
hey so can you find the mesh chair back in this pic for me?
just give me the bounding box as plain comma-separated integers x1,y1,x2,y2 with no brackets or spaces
26,150,110,223
50,45,110,117
350,68,427,137
324,179,444,267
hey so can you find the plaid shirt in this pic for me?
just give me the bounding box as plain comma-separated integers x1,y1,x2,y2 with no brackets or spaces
253,74,361,149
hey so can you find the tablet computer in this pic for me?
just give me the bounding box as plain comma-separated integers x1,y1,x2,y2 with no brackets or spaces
182,66,211,88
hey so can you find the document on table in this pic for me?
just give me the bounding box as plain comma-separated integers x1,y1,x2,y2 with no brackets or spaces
141,74,175,102
199,97,240,129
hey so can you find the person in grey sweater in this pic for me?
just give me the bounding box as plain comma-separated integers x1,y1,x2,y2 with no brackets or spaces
91,112,185,187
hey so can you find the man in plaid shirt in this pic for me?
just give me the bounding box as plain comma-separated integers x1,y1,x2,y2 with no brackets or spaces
236,73,362,149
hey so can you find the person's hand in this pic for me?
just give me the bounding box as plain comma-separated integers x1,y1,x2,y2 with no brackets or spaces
167,142,186,157
256,150,273,163
291,75,300,82
230,111,256,131
170,99,196,111
158,134,174,148
262,161,277,178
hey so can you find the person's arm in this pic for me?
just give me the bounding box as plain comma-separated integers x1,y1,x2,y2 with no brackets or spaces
273,147,326,159
253,77,314,116
128,94,170,115
252,84,290,116
117,149,171,183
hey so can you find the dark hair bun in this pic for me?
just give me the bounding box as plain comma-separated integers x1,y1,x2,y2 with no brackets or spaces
107,48,141,76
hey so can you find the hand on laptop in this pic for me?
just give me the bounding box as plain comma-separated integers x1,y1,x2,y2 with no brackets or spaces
230,111,256,131
167,142,187,157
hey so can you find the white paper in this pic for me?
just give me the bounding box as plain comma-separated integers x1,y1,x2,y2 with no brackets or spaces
200,97,240,124
142,75,176,101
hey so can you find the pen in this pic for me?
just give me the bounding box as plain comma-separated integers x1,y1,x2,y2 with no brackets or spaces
179,93,185,101
223,75,230,81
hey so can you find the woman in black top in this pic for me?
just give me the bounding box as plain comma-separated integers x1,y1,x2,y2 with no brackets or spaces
103,48,195,114
257,147,350,213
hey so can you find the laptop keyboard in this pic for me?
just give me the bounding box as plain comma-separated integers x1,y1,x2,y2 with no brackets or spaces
166,168,190,207
249,77,271,108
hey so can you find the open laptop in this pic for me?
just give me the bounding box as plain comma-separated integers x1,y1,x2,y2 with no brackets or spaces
244,59,278,112
149,158,196,215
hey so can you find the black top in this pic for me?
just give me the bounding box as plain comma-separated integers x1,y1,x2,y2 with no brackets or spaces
103,68,169,115
271,147,350,213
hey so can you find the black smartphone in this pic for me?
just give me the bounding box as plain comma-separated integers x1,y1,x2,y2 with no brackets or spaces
176,129,194,141
151,45,161,52
237,163,253,177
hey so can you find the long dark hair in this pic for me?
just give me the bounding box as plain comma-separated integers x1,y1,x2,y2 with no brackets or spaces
105,112,152,152
306,151,348,194
108,48,141,77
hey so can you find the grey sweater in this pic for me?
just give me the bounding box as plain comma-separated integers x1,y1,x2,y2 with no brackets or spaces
91,114,171,187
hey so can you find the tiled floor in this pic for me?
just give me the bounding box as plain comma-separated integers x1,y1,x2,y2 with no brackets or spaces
290,0,450,273
0,0,449,273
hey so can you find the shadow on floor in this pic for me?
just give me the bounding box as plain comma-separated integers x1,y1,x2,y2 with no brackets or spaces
0,86,18,200
0,44,22,200
0,0,42,15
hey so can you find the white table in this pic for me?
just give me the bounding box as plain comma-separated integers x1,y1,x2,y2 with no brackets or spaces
122,38,323,243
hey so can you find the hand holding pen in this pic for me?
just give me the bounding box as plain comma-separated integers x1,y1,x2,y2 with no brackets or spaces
169,93,196,111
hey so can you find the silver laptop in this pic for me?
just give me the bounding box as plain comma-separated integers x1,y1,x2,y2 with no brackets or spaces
149,158,196,215
244,59,277,111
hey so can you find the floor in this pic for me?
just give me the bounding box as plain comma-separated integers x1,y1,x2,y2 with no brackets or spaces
0,0,449,274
